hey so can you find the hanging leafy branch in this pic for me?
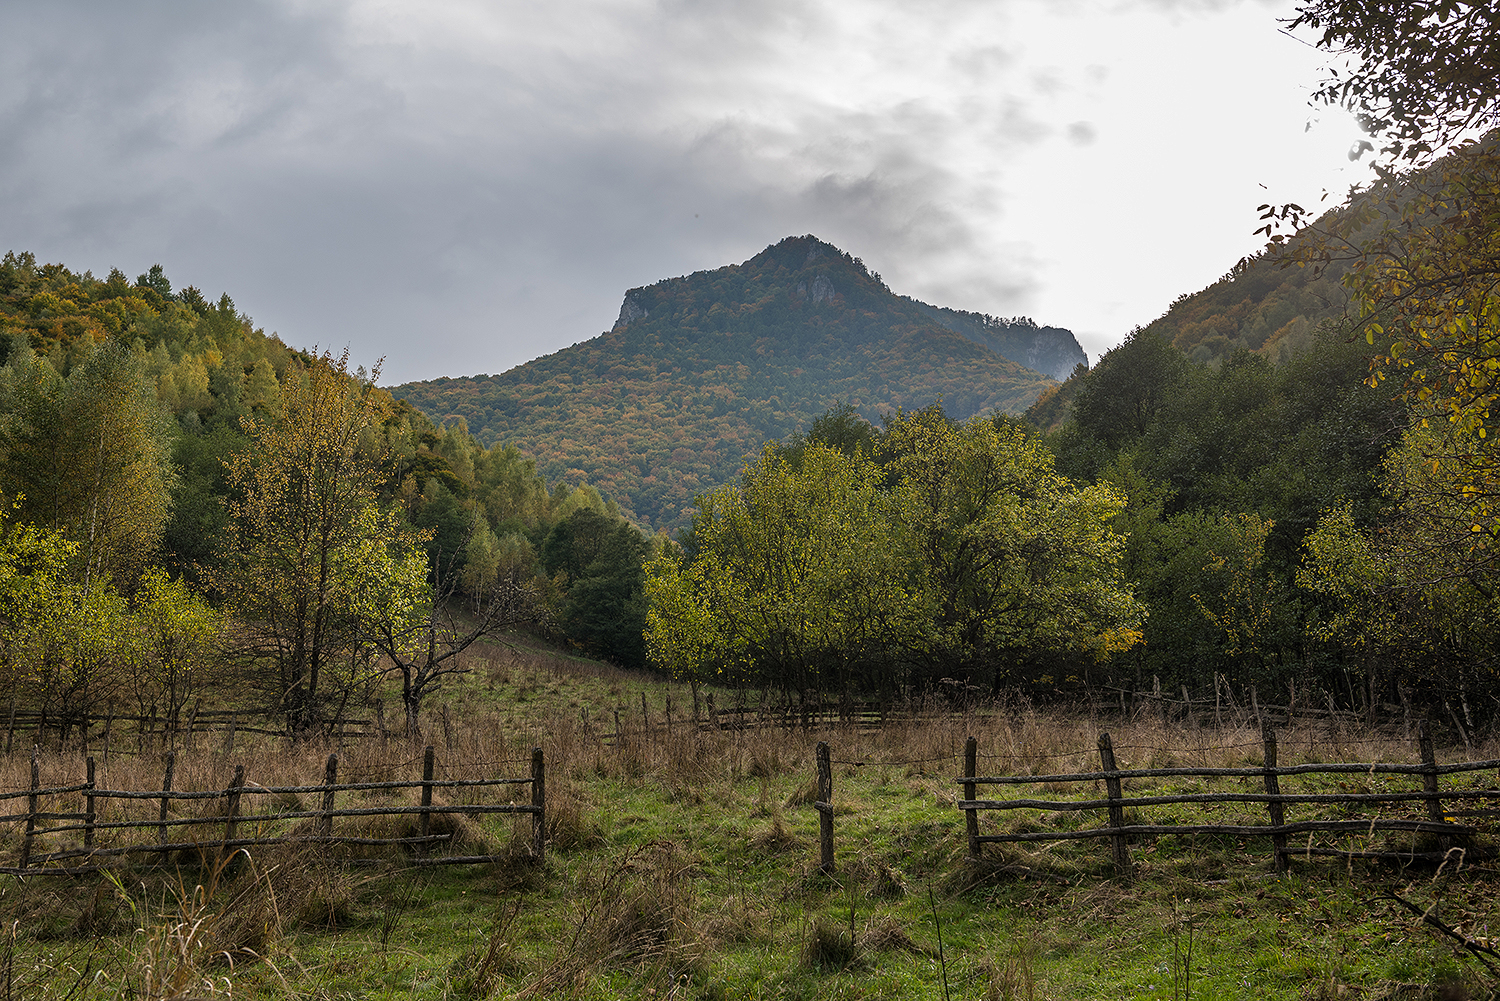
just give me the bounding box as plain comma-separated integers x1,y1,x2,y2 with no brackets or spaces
1290,1,1500,165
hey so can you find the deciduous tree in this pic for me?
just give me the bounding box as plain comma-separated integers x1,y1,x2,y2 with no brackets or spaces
0,341,175,590
219,350,423,734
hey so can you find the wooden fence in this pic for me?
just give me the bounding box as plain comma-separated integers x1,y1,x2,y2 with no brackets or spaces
957,723,1500,879
11,674,1485,760
0,745,544,876
807,725,1499,878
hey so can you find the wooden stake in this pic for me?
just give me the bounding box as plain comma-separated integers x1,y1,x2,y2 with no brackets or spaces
531,746,546,859
964,736,980,859
1262,723,1287,872
1418,722,1450,856
419,745,435,856
1097,733,1133,881
320,753,339,838
84,756,97,852
220,764,245,865
816,741,834,873
20,746,38,871
158,752,175,845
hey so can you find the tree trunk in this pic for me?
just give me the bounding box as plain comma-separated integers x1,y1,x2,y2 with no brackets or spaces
403,668,422,739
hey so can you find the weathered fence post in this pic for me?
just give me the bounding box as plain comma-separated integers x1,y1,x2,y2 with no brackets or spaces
84,756,97,852
964,736,980,859
442,704,454,751
815,741,834,873
19,746,39,870
1097,733,1133,881
1418,722,1450,856
220,764,245,865
419,745,435,857
1261,723,1288,872
641,692,652,766
531,746,546,859
320,753,339,839
158,752,175,846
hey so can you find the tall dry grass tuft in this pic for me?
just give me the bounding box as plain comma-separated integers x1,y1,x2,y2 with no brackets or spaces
105,850,293,998
981,938,1038,1001
448,896,526,997
518,841,706,998
802,914,861,971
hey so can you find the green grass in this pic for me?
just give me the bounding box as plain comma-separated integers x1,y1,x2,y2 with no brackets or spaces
0,649,1496,1000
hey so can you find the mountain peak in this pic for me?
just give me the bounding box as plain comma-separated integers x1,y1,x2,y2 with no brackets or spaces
397,236,1078,528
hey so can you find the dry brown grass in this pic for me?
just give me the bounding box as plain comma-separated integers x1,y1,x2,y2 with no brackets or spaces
0,679,1492,878
516,840,707,998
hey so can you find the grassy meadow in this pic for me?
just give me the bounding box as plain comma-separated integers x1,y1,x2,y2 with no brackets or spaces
0,639,1496,1000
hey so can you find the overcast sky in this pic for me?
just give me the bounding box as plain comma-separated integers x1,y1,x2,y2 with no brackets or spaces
0,0,1373,385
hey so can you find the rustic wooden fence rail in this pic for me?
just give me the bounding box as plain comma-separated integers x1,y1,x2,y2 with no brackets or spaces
957,723,1500,879
10,676,1485,760
0,745,544,876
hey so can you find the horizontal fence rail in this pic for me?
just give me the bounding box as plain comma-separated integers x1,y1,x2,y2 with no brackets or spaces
0,744,545,876
957,723,1499,879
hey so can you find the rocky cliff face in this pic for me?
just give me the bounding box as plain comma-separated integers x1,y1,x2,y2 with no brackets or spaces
906,299,1088,381
613,294,649,329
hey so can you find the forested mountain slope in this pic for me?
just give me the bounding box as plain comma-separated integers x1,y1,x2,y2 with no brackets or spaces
0,250,663,728
1010,133,1500,715
1093,137,1500,379
1025,192,1371,433
394,235,1076,528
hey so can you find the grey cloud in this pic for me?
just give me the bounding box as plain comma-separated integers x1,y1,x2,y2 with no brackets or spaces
0,0,1076,382
949,45,1016,79
1117,0,1281,11
1067,121,1098,145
